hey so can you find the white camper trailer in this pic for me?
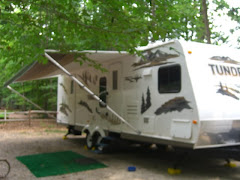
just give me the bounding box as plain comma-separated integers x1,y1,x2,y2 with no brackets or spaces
5,40,240,150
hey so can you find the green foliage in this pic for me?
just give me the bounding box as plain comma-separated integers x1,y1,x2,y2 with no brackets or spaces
212,0,240,48
0,78,57,111
227,6,240,46
212,0,229,11
0,0,236,110
228,8,240,23
0,0,226,62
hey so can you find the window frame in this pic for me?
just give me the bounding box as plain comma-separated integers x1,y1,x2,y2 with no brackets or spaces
158,64,181,94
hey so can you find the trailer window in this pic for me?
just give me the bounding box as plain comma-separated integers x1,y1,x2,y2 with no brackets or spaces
99,77,107,107
112,70,118,90
158,65,181,93
70,80,74,94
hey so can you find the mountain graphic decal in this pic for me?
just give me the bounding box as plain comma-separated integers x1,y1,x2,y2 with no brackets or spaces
133,49,179,70
155,97,192,115
210,56,240,65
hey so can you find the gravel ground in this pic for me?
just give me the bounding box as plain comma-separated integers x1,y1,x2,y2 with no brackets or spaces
1,121,240,180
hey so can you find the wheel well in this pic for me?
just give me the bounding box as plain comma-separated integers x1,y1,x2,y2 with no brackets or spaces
82,126,105,138
92,128,105,139
92,131,100,138
83,129,90,134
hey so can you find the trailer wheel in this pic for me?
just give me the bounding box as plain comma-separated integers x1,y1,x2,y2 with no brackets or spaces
96,134,103,151
86,133,94,149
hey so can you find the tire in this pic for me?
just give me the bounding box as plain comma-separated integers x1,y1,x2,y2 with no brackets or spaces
86,133,94,149
0,159,10,178
96,134,103,151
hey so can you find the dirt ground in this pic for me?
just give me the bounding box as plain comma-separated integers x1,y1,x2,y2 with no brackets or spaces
1,120,240,180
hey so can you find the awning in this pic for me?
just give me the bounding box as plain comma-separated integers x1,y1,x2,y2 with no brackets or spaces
4,49,142,134
4,50,128,87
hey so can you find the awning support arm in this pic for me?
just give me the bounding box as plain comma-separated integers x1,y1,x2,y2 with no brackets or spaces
7,85,56,119
7,85,43,110
44,52,141,135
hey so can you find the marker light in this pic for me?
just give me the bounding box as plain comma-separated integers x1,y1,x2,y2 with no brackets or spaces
188,51,192,54
192,120,197,124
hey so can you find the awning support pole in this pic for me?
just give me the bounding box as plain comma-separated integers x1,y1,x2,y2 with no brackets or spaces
44,52,141,134
7,85,43,110
7,85,56,119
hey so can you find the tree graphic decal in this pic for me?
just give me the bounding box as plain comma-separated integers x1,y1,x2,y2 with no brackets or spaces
141,87,152,114
146,87,151,109
141,93,146,114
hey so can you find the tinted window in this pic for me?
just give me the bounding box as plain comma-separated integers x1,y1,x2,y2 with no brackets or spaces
70,80,74,94
99,77,107,107
112,70,118,90
158,65,181,93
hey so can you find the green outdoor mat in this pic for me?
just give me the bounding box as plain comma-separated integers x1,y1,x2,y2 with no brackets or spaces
16,151,107,178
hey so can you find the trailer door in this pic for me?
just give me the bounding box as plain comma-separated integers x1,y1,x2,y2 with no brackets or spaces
107,62,123,132
57,75,76,125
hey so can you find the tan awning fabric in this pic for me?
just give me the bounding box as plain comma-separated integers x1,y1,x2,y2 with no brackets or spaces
17,53,74,82
4,50,128,86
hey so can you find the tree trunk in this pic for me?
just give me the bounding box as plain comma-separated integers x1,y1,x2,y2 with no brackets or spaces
22,83,26,110
201,0,211,44
150,0,157,42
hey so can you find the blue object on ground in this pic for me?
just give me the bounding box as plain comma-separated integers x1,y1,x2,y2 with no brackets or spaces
128,166,136,171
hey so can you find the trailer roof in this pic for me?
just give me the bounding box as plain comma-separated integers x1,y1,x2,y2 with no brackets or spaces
4,50,128,86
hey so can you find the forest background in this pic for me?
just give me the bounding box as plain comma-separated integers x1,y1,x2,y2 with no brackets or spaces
0,0,239,111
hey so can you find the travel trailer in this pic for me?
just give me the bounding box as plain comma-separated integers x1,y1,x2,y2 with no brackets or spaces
5,40,240,151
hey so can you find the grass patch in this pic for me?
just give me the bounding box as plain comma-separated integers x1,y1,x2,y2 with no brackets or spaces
0,113,7,119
